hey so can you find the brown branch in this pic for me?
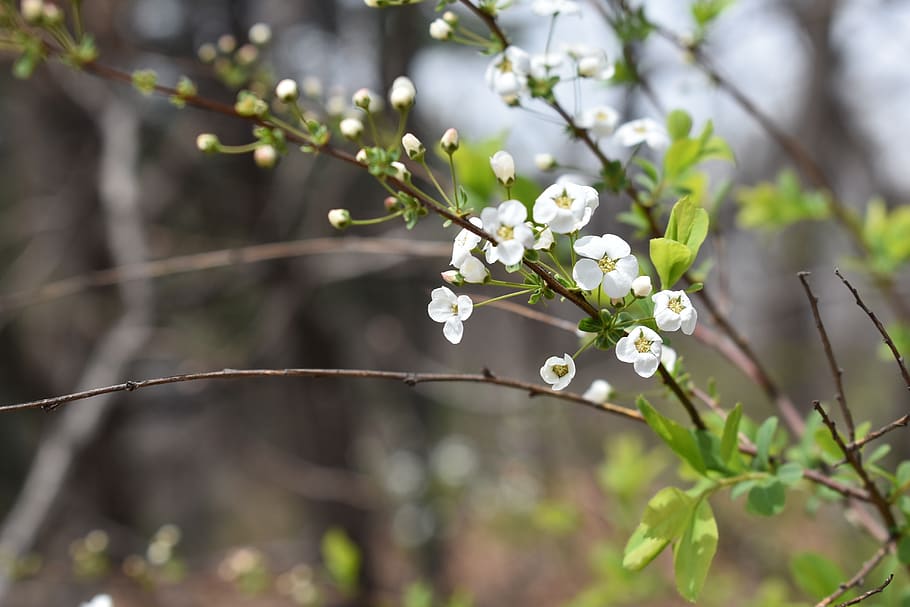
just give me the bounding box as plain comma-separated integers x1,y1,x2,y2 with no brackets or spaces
836,269,910,390
832,415,910,468
836,574,893,607
798,272,855,442
457,0,510,49
814,540,895,607
813,402,897,532
657,363,705,430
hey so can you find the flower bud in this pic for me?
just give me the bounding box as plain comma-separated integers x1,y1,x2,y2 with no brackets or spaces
389,76,416,110
490,150,515,186
253,145,277,168
217,34,237,54
429,19,453,40
384,196,401,212
442,11,459,25
325,94,346,117
631,275,653,297
352,88,382,113
41,2,62,24
355,148,368,164
339,118,364,140
196,133,220,153
248,23,272,45
328,209,352,230
402,133,425,161
235,43,258,66
275,79,299,102
582,379,614,403
390,161,410,182
441,270,461,285
440,128,459,153
534,153,556,171
21,0,43,23
197,43,217,63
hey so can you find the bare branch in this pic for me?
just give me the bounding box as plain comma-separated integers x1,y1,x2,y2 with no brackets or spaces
657,363,705,430
814,540,895,607
798,272,855,442
836,574,893,607
832,415,910,468
835,269,910,390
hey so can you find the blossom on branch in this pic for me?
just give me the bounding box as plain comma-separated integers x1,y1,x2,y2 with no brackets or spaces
652,290,698,335
540,353,576,390
615,326,663,378
481,200,534,266
533,181,599,234
572,234,638,297
428,287,474,345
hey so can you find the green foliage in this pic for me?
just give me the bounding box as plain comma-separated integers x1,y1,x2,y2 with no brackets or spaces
789,552,845,600
637,397,706,475
321,528,360,595
623,487,694,571
533,500,581,536
691,0,735,31
650,197,709,289
863,198,910,273
674,498,719,602
735,169,829,229
131,69,159,96
404,581,435,607
662,114,734,202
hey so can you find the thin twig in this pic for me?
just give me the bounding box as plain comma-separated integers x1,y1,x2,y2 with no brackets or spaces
814,540,895,607
835,574,893,607
832,415,910,468
457,0,510,48
836,269,910,389
657,363,705,430
813,402,897,532
798,272,855,442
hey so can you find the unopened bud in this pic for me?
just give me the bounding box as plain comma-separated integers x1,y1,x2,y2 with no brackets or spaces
390,161,410,182
275,79,299,102
442,11,459,25
197,43,217,63
352,88,382,113
253,145,278,168
21,0,43,23
196,133,220,153
41,3,61,24
534,153,557,171
441,270,462,285
355,148,368,164
429,19,453,41
402,133,425,161
384,196,401,212
328,208,352,229
339,118,364,140
490,150,515,186
217,34,237,54
440,128,459,153
631,275,652,297
248,23,272,45
389,76,416,111
235,43,258,66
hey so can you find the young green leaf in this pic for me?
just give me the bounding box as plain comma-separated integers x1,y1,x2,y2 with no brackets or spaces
623,487,694,570
650,237,694,290
790,552,846,600
746,479,786,516
667,110,693,141
752,416,778,471
673,499,719,602
322,528,361,595
720,403,743,464
637,397,706,474
665,197,710,259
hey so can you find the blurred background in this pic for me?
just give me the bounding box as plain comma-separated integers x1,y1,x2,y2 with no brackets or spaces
1,0,909,605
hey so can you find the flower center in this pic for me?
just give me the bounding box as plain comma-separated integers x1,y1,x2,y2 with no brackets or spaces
634,125,647,134
553,363,569,377
450,303,460,315
668,297,685,314
598,256,617,273
498,57,514,74
554,190,573,209
634,333,653,354
497,225,514,241
595,111,609,122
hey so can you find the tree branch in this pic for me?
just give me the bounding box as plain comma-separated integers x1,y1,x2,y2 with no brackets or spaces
814,540,894,607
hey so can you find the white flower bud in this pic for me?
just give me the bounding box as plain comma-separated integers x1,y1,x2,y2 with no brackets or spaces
459,256,489,284
195,133,220,153
429,19,454,40
353,88,383,113
41,3,61,24
21,0,43,23
339,118,364,140
389,77,416,110
631,275,653,297
328,209,352,230
197,43,217,63
217,34,237,54
390,161,410,182
490,150,515,186
534,153,556,171
275,79,299,102
253,145,277,168
582,379,614,403
235,43,258,66
440,128,459,153
248,23,272,45
441,270,460,285
442,11,459,25
402,133,425,161
355,148,368,164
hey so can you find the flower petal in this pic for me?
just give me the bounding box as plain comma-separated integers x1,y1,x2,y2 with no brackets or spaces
600,234,631,258
615,335,637,363
573,258,604,290
495,240,526,266
680,308,697,335
443,318,464,344
573,235,606,259
655,307,682,332
456,295,474,320
498,199,527,226
532,197,558,224
601,270,632,298
633,354,660,378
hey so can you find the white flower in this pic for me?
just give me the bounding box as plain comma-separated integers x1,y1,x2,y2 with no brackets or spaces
440,128,459,153
451,217,483,267
81,595,113,607
615,118,670,150
534,153,556,171
578,105,620,138
660,345,677,373
428,287,473,344
339,117,364,140
402,133,425,160
441,270,459,284
582,379,613,403
458,255,489,283
572,234,638,297
275,79,299,102
328,209,352,229
390,161,410,182
652,290,697,335
485,46,530,99
533,181,599,234
631,275,652,297
533,226,554,250
254,145,277,168
576,49,614,80
490,150,515,186
540,353,576,391
480,200,534,266
532,0,580,16
352,88,383,113
389,76,416,110
248,23,272,45
429,18,453,40
616,326,663,378
530,52,566,79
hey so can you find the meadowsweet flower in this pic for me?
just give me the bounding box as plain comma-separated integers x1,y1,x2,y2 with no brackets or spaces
429,18,453,40
533,181,599,234
428,287,473,344
572,234,638,297
389,76,416,110
451,217,483,267
253,145,277,168
458,255,489,284
275,79,299,102
583,379,613,403
631,275,652,297
532,0,580,16
328,209,352,229
80,595,113,607
652,290,697,334
540,353,576,390
440,128,459,153
530,52,566,79
576,49,614,80
352,88,383,113
339,118,364,140
490,150,515,186
615,118,670,150
578,105,619,138
485,47,530,100
402,133,425,160
615,326,663,378
533,226,554,250
481,200,534,266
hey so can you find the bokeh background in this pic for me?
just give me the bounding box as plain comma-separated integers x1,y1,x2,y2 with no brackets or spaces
1,0,909,605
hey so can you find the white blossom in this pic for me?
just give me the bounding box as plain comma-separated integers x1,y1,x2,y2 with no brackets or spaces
428,287,473,344
429,18,453,40
440,128,459,153
21,0,43,22
389,76,416,110
576,49,614,80
485,47,530,100
355,148,368,163
652,290,697,335
328,209,352,229
578,105,620,138
533,181,599,234
275,79,299,102
390,161,410,182
451,217,483,267
480,200,534,266
615,326,663,378
540,353,576,391
81,595,113,607
631,275,653,297
572,234,638,297
339,118,364,140
248,23,272,45
615,118,670,150
582,379,613,403
196,133,219,153
533,226,554,251
530,52,566,79
402,133,425,160
458,255,489,283
490,150,515,186
534,153,556,171
352,88,383,113
254,145,277,168
532,0,581,16
660,345,678,373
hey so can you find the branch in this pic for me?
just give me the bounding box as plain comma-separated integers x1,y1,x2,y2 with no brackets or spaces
657,363,705,429
832,415,910,468
814,540,895,607
836,574,893,607
798,272,855,442
835,269,910,390
457,0,510,49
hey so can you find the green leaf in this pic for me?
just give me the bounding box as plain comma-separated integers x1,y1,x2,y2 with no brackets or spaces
650,237,694,290
664,139,702,180
695,431,731,474
898,537,910,565
623,487,694,570
404,582,434,607
736,170,830,230
665,197,710,260
790,552,845,600
746,480,786,516
637,397,705,474
322,528,361,594
753,416,778,471
691,0,735,27
730,479,757,500
667,110,693,141
673,499,719,602
863,198,910,273
720,403,743,464
776,462,804,487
